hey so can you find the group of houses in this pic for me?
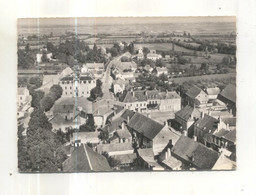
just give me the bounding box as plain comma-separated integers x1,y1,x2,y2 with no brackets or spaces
136,47,162,61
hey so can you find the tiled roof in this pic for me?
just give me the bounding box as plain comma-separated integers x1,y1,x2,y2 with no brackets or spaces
171,136,219,169
96,142,133,154
62,144,111,172
80,76,93,81
60,76,73,81
219,84,236,103
222,117,236,127
194,114,219,134
212,153,236,170
186,86,205,99
102,117,126,133
175,105,201,121
223,130,236,143
116,129,132,139
162,156,182,169
128,112,164,140
120,109,135,121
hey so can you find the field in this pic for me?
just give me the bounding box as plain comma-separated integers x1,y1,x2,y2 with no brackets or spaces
183,53,233,64
171,73,236,84
84,37,100,43
134,43,194,52
88,44,113,49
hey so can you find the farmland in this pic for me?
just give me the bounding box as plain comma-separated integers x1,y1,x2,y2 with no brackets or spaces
171,73,236,84
134,43,194,52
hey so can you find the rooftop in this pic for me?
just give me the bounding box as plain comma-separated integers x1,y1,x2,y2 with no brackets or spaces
194,114,219,134
171,136,219,169
96,142,133,154
62,144,111,172
186,86,205,99
175,105,201,121
128,112,164,140
219,84,236,103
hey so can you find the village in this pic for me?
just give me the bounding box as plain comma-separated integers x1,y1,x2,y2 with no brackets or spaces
17,19,236,172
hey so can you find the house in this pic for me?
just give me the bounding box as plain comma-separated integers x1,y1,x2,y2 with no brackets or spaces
158,140,182,170
193,113,230,149
113,79,126,95
36,51,53,63
116,129,132,143
212,129,236,152
62,144,111,172
147,50,162,61
136,148,165,171
121,89,181,113
206,87,220,100
70,131,100,145
111,153,137,169
212,152,236,170
143,65,153,73
92,99,116,128
137,53,144,60
186,86,208,107
174,105,201,135
154,67,168,76
171,135,220,170
81,62,104,73
17,87,31,107
96,142,134,156
127,112,177,155
218,84,236,116
60,67,74,78
114,61,137,72
59,74,96,97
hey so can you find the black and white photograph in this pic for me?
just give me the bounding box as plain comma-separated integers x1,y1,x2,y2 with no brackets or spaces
17,17,237,173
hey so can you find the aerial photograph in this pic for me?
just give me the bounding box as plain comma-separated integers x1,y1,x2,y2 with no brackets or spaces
17,17,236,172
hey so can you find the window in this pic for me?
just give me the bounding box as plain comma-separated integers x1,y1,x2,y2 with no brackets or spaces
82,92,84,94
67,81,69,84
89,80,91,84
70,92,72,94
20,97,22,100
65,87,67,90
65,92,67,95
70,87,72,89
62,81,64,84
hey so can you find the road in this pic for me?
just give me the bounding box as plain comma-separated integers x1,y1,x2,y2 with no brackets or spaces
101,52,131,100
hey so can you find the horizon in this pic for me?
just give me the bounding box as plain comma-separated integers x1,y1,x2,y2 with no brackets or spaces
18,16,236,27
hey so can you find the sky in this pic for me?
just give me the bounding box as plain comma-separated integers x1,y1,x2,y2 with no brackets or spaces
18,16,236,27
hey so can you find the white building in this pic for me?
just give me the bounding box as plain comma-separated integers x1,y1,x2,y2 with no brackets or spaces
147,50,162,61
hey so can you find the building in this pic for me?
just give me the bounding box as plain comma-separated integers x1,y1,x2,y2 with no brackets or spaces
113,79,126,95
143,65,153,73
218,84,236,116
59,74,96,98
186,86,209,107
171,135,220,170
121,89,181,113
36,51,53,63
62,144,111,172
193,113,230,149
17,87,31,107
206,87,220,100
96,142,134,156
174,105,201,135
136,148,165,171
70,131,100,145
147,50,162,61
154,67,168,76
127,112,177,155
81,62,104,73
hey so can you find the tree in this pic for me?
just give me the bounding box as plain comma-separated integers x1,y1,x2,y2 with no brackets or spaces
18,125,30,172
110,47,118,57
50,85,63,101
79,114,95,132
40,95,54,112
98,130,109,141
200,62,209,72
30,90,45,108
25,43,30,53
89,79,103,101
222,56,231,65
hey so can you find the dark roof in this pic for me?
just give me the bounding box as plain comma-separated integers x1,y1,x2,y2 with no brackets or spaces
116,129,132,139
175,105,201,121
194,114,219,133
103,117,126,133
120,109,135,121
122,90,147,103
61,76,73,81
97,142,133,154
111,153,137,164
53,104,75,114
186,86,205,99
222,118,236,127
219,84,236,103
127,112,164,140
171,136,219,169
62,144,111,172
223,130,236,143
80,76,93,81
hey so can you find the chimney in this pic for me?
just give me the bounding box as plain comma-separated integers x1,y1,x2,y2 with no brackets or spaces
127,116,130,123
193,136,197,141
201,111,205,118
121,122,125,130
147,113,151,118
227,123,230,130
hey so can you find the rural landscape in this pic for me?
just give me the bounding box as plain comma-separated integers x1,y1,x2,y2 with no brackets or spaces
17,17,236,172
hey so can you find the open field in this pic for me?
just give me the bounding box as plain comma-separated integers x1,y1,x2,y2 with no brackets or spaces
171,73,236,84
183,53,233,64
134,43,194,52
